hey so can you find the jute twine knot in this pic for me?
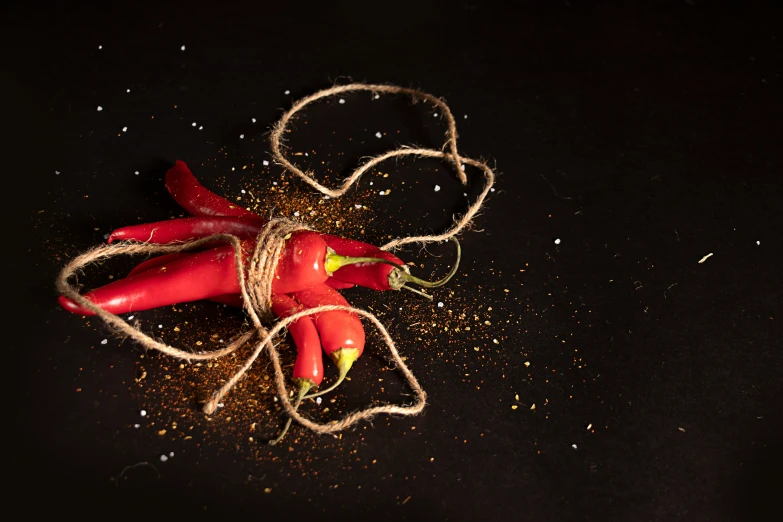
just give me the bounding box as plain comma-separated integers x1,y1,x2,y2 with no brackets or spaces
56,82,496,437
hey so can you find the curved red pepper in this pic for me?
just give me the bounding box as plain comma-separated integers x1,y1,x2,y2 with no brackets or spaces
165,160,263,221
108,216,262,245
320,233,404,290
127,252,189,277
59,243,251,315
60,231,333,315
271,294,324,388
291,284,365,397
268,292,329,444
324,278,355,290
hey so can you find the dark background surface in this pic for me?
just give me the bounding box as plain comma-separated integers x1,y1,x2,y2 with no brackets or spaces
6,1,781,520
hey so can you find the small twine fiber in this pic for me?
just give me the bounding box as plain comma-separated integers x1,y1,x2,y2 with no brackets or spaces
56,83,496,436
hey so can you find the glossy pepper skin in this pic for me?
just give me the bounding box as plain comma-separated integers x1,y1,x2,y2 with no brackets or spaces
291,284,365,359
108,216,261,245
59,243,249,315
320,233,404,290
115,218,357,289
271,294,324,387
60,231,333,315
165,160,263,221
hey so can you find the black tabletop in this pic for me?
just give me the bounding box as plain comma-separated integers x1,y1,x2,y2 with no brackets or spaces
8,1,781,520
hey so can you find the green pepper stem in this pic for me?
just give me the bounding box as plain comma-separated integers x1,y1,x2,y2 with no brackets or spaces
269,378,313,446
302,348,359,400
400,285,433,300
324,249,406,276
389,237,461,290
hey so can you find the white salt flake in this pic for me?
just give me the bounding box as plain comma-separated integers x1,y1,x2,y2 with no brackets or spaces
433,113,438,117
251,118,257,123
198,126,203,130
191,122,197,127
374,94,380,99
160,454,169,462
464,114,468,119
463,193,468,196
133,424,140,428
272,181,277,185
126,89,130,93
122,126,127,132
354,204,362,209
134,171,139,176
158,324,163,329
375,131,382,138
169,451,174,457
262,160,269,166
98,45,102,50
434,185,441,192
103,233,110,240
437,302,444,308
339,98,345,104
572,444,578,450
55,170,60,175
554,238,561,245
97,106,103,111
241,189,246,194
239,134,244,139
180,45,186,51
101,339,108,345
217,402,224,408
128,315,134,320
369,181,373,186
490,188,495,192
587,423,592,430
379,190,387,196
316,397,322,405
284,89,290,95
140,409,147,417
756,240,760,245
293,211,300,217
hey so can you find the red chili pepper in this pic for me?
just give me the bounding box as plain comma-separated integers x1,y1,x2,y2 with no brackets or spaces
320,233,405,290
108,216,261,245
291,284,365,398
268,293,328,445
271,294,324,390
322,234,462,298
165,160,262,221
324,278,355,290
208,293,245,308
127,252,189,277
111,217,396,291
59,243,252,315
60,231,345,315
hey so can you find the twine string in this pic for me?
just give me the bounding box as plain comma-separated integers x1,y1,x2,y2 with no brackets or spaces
56,83,496,436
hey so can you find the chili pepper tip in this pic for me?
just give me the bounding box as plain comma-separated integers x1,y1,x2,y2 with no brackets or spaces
303,347,359,399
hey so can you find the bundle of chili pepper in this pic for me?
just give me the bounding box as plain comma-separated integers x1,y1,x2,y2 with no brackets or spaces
58,160,460,441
